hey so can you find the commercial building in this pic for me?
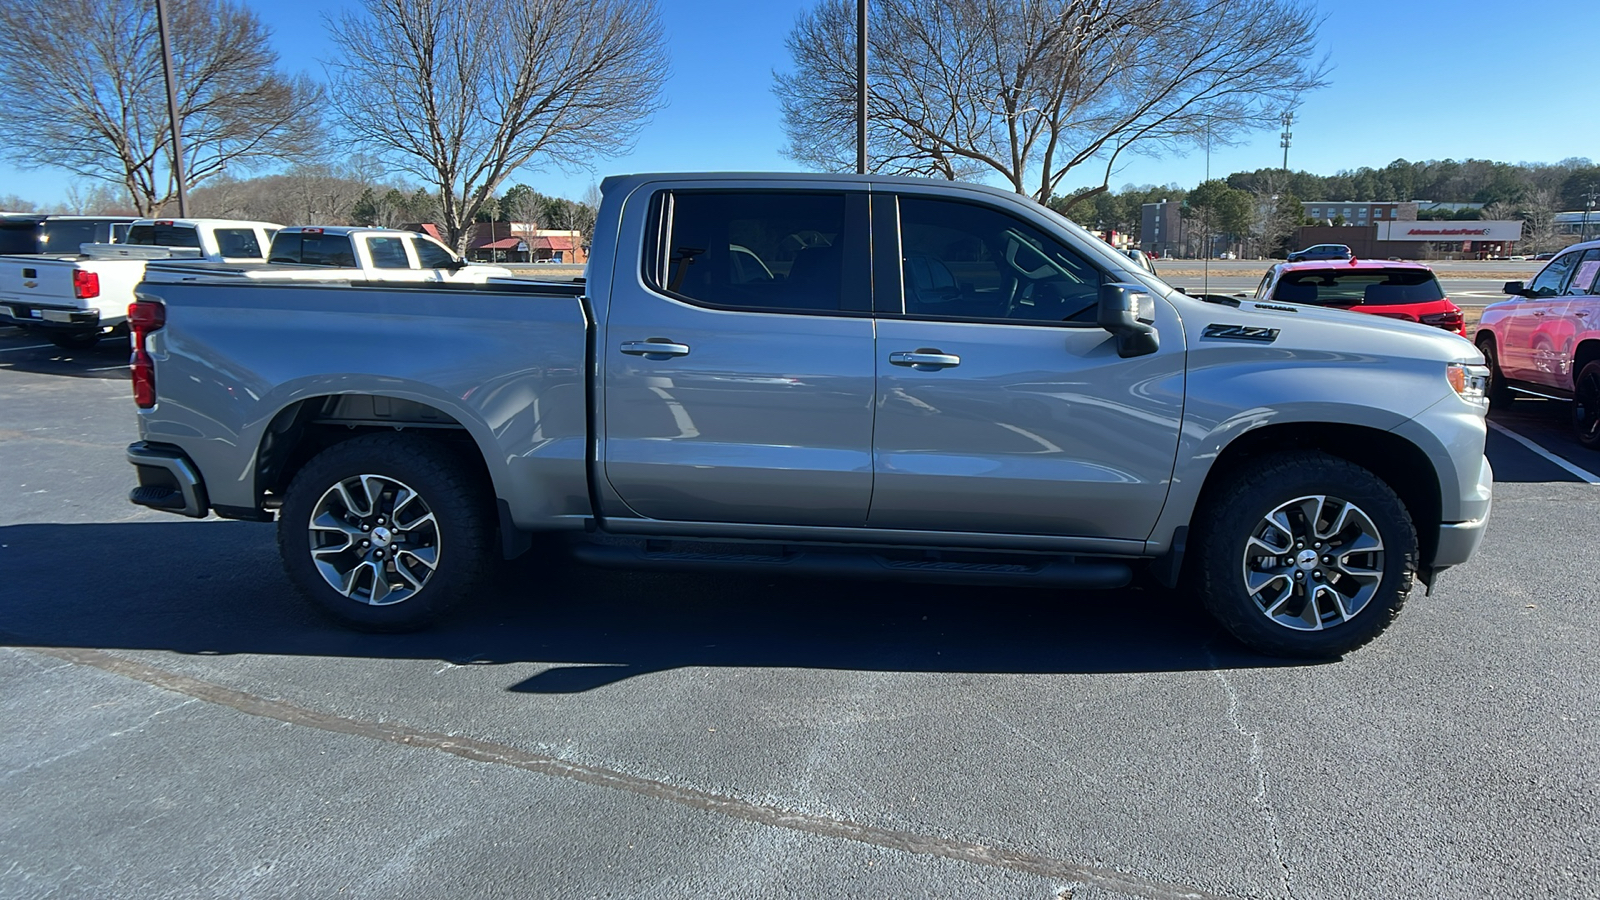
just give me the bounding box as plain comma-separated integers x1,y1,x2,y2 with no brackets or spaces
1301,201,1418,226
1139,200,1183,257
1294,220,1523,259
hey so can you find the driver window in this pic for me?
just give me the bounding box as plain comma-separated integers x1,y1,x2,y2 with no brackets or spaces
1527,251,1579,298
897,197,1103,324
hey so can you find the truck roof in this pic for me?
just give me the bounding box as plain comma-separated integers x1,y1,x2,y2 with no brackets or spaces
133,217,284,229
274,226,420,237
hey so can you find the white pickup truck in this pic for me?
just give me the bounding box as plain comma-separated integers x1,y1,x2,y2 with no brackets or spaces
0,217,280,348
143,226,516,285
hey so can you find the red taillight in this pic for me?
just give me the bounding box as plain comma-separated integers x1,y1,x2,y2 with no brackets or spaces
128,299,165,409
72,269,99,299
1421,304,1466,336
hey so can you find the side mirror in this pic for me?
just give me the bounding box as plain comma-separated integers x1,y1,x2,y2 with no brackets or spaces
1097,282,1160,358
1503,281,1526,297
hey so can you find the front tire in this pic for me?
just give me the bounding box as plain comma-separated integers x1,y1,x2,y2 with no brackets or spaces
1193,452,1418,658
278,433,494,631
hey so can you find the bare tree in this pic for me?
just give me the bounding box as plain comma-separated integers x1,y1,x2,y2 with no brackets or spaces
189,165,380,224
0,0,322,215
777,0,1327,209
0,195,40,213
326,0,668,251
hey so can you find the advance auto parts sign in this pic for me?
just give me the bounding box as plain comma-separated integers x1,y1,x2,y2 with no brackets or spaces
1377,220,1524,241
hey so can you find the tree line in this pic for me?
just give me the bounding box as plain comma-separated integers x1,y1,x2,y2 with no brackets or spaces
1050,156,1600,256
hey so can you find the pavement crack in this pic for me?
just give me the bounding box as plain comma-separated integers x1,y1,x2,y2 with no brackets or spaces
1210,658,1294,900
0,695,198,785
18,645,1234,900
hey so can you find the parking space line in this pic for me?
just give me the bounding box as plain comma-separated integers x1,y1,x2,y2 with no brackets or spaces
0,344,53,353
1487,420,1600,485
84,364,129,372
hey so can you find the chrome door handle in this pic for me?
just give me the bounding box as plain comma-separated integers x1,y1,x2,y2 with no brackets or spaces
620,340,690,358
1532,311,1546,316
889,350,961,369
1576,311,1590,317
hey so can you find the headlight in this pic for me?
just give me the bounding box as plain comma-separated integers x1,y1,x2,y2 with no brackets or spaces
1447,362,1490,404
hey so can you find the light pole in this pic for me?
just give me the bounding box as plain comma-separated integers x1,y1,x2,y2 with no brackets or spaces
155,0,187,216
856,0,867,175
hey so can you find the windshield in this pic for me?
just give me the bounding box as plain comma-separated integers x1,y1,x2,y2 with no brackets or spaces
1273,268,1444,306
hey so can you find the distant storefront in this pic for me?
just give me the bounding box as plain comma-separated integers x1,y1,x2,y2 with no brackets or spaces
1295,220,1523,259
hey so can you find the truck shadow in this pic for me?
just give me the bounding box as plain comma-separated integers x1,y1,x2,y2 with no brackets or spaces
0,331,129,381
0,520,1305,692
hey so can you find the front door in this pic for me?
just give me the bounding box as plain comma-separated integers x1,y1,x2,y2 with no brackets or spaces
867,194,1184,541
603,186,876,526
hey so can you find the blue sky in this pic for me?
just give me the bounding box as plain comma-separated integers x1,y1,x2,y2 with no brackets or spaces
2,0,1595,208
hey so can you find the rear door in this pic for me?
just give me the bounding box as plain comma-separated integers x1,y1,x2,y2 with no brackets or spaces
867,191,1184,541
602,183,877,526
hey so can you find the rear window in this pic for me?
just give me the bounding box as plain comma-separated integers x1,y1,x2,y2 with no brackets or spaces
127,224,201,248
1273,268,1444,306
213,228,263,259
269,232,357,267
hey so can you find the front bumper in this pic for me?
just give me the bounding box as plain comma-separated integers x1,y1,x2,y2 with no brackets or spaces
1431,453,1493,570
127,442,209,518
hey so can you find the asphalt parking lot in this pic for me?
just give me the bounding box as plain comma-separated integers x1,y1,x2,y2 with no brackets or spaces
2,324,1596,900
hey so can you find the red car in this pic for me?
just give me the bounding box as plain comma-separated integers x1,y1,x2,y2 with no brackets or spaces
1253,259,1466,336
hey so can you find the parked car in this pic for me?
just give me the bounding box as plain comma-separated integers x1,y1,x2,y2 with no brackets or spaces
0,217,280,348
124,172,1492,659
1475,239,1600,448
1532,252,1556,261
1287,243,1353,262
0,214,136,255
144,226,515,285
1121,248,1156,274
1253,259,1468,336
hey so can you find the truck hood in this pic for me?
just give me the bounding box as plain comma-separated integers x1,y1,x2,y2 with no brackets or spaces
1171,290,1482,365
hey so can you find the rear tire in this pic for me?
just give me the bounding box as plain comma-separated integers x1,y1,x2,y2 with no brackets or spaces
47,331,102,350
1193,452,1418,658
278,433,494,631
1573,360,1600,451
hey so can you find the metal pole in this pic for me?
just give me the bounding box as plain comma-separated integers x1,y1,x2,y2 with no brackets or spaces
155,0,188,216
856,0,867,175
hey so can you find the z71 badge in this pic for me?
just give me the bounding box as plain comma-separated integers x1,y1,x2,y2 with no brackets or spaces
1202,323,1280,342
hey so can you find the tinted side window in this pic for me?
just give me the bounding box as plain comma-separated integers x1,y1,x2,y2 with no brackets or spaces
895,197,1103,324
1527,251,1579,297
39,220,99,253
1563,249,1600,295
368,237,411,268
301,234,357,267
0,221,40,254
652,191,853,313
127,224,201,248
411,237,455,268
214,228,262,258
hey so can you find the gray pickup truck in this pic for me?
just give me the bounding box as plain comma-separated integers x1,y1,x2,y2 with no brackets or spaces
124,173,1494,657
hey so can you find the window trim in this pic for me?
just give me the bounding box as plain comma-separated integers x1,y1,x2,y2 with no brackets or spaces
876,193,1111,329
639,188,871,317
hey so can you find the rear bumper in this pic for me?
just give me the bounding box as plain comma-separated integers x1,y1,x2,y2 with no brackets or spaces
127,441,209,518
0,301,115,333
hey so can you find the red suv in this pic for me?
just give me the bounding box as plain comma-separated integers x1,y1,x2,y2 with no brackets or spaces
1254,259,1466,336
1475,239,1600,449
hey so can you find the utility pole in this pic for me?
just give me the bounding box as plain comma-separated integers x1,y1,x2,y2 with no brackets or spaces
856,0,867,175
1584,183,1598,244
1279,111,1293,172
155,0,188,216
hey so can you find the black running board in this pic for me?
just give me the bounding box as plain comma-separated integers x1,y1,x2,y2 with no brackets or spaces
570,542,1131,590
